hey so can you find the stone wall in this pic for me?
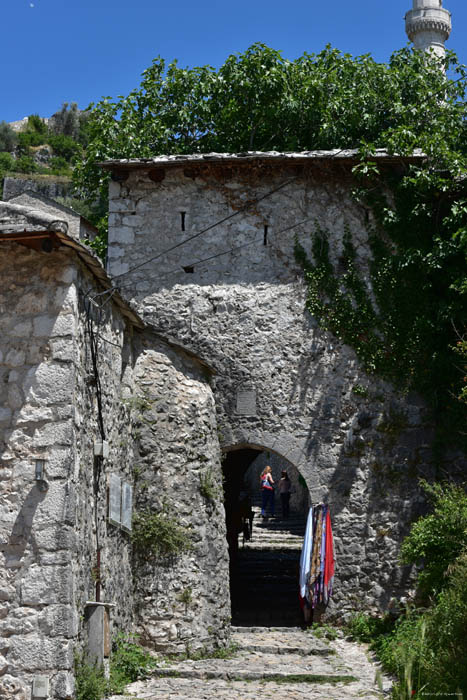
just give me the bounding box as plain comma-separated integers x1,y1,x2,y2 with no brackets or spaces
106,159,465,619
0,244,80,698
131,333,230,653
2,177,72,204
72,265,136,653
0,230,231,695
0,242,138,698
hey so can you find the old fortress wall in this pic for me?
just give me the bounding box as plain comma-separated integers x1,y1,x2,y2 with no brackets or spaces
106,153,464,619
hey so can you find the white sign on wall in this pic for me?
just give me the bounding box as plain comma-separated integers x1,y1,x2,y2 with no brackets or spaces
108,474,122,527
108,474,133,532
121,482,133,532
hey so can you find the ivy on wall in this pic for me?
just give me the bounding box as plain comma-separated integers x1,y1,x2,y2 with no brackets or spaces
295,166,467,449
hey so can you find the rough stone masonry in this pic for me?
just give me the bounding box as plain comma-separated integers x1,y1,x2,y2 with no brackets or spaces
104,150,466,620
0,197,229,698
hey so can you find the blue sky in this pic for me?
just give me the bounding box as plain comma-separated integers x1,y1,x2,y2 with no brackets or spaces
2,0,466,123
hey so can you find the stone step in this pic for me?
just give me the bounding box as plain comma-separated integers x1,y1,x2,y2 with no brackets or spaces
231,629,333,656
149,653,355,684
241,540,301,552
107,630,392,700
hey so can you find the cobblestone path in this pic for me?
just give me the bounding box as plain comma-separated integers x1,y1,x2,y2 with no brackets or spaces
108,627,392,700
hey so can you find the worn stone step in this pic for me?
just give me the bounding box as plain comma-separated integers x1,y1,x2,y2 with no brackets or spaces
232,630,333,656
107,630,391,700
148,652,356,683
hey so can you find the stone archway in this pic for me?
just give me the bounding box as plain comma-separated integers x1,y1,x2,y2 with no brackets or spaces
222,444,310,626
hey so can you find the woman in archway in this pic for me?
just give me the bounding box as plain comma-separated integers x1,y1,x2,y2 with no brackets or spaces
260,466,275,518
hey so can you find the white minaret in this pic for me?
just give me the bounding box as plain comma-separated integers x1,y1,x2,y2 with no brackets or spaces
405,0,452,59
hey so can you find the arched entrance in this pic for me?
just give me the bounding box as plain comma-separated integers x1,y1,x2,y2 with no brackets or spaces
223,445,309,626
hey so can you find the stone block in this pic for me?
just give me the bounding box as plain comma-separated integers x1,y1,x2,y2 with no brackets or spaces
43,448,73,479
122,215,143,227
108,260,129,276
5,350,26,367
112,225,135,244
54,284,77,313
15,292,48,314
34,482,75,525
10,320,32,338
0,674,28,699
57,267,76,285
34,525,75,552
53,671,74,699
20,565,72,605
0,584,15,602
32,421,72,448
1,609,37,636
8,635,73,671
16,405,53,425
25,363,74,405
33,314,76,338
38,605,77,638
0,408,12,423
8,386,23,411
107,245,124,259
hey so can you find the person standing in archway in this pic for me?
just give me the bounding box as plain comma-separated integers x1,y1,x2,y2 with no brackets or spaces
260,466,275,518
279,470,291,519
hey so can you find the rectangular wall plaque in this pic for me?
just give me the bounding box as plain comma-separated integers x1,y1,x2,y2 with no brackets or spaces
108,474,122,526
121,482,133,532
32,676,49,698
236,389,257,416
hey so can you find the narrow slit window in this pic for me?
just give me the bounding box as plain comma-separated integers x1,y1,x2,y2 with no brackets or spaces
263,225,268,246
180,212,186,231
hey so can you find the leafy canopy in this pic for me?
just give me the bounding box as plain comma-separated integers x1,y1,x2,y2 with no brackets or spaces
73,44,467,434
73,43,467,198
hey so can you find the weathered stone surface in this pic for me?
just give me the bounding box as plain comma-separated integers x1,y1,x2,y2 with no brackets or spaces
21,565,73,605
8,636,73,670
105,161,465,620
107,627,391,699
131,338,230,653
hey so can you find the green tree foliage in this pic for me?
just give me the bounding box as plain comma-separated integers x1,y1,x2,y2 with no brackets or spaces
74,44,467,197
0,152,14,174
347,482,467,699
47,132,81,162
73,43,467,433
13,155,38,174
51,102,81,140
400,480,467,599
27,114,47,135
0,121,18,152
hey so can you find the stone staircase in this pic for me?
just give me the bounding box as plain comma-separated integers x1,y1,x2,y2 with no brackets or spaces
230,503,307,627
110,627,391,699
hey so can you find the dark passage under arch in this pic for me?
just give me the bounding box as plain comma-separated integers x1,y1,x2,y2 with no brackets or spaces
223,447,309,626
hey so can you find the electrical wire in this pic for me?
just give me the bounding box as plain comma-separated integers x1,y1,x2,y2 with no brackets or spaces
111,175,298,280
115,214,317,292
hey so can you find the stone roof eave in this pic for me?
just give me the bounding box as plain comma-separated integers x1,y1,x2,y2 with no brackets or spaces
98,149,426,172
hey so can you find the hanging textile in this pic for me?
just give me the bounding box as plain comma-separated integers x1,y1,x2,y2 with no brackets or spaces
298,503,336,617
299,505,313,606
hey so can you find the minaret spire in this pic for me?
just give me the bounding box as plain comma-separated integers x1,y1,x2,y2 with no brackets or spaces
405,0,452,59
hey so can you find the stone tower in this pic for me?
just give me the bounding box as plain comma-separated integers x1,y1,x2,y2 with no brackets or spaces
405,0,452,59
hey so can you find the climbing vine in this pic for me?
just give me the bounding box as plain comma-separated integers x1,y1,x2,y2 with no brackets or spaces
295,165,467,448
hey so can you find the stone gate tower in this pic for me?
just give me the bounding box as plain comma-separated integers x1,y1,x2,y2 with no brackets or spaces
405,0,452,58
102,150,455,621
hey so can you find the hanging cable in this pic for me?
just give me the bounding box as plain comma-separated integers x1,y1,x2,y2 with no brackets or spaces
111,176,297,280
115,214,318,292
